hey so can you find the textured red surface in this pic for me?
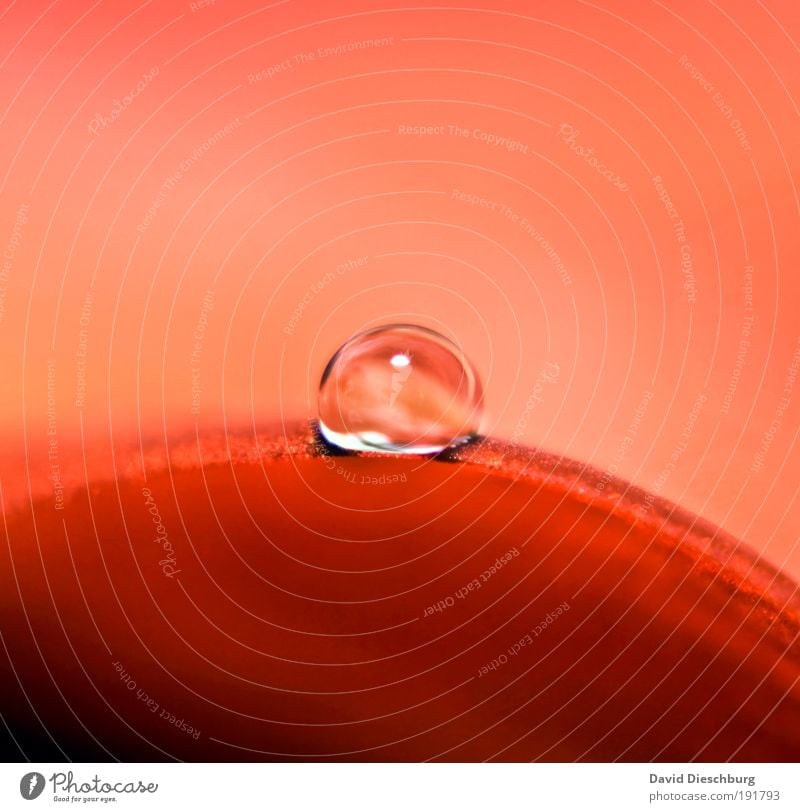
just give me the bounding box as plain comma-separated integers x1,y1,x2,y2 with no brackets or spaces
1,426,798,761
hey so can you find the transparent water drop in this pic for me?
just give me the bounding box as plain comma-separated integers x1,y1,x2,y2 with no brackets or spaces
318,324,483,454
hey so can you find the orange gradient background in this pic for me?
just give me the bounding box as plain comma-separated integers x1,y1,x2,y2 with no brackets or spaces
0,3,798,579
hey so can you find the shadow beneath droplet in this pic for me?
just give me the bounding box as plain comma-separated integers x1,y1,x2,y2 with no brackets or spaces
432,434,486,463
309,420,487,463
308,420,356,457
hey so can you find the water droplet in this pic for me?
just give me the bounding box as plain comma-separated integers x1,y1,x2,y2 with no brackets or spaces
318,324,483,454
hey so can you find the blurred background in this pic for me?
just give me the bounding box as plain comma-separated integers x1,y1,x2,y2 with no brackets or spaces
0,0,798,578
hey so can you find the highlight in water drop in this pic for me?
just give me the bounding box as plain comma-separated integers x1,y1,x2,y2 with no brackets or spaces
318,324,483,454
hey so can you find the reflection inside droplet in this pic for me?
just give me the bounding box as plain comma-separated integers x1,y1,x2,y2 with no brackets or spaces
318,324,483,454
